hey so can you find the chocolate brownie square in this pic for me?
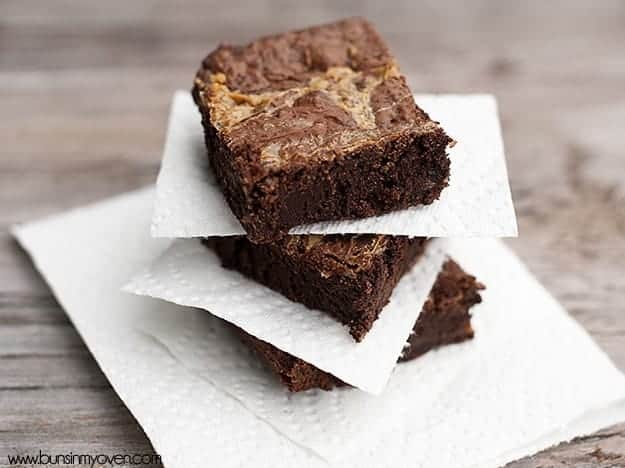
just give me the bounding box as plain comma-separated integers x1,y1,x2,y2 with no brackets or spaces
193,18,451,242
236,259,484,392
204,235,428,342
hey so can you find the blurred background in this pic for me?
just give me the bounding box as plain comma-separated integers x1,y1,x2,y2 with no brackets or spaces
2,1,625,465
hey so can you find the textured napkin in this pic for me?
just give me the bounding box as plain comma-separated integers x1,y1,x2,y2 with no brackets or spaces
123,238,446,394
151,91,517,238
13,188,625,468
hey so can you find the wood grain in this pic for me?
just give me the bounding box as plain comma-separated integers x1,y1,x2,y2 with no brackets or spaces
2,1,625,466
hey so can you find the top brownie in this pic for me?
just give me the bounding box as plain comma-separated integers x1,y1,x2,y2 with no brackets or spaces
193,18,452,242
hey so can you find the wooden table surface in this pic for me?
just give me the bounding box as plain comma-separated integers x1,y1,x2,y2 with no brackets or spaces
2,1,625,466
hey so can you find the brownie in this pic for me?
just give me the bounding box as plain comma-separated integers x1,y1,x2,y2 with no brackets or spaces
193,18,452,242
204,235,428,341
236,259,484,392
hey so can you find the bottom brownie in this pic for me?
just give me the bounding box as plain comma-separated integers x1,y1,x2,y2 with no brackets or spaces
236,259,484,392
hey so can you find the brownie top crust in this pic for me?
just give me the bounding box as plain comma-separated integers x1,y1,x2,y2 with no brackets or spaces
193,18,445,175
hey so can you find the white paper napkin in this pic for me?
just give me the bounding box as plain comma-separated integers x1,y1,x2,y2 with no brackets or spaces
13,188,625,468
151,92,518,238
123,238,446,395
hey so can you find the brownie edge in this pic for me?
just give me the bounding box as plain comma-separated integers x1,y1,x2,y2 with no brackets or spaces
236,259,484,392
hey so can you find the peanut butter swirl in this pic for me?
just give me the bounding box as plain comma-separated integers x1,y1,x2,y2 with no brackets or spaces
282,234,388,279
194,18,440,172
